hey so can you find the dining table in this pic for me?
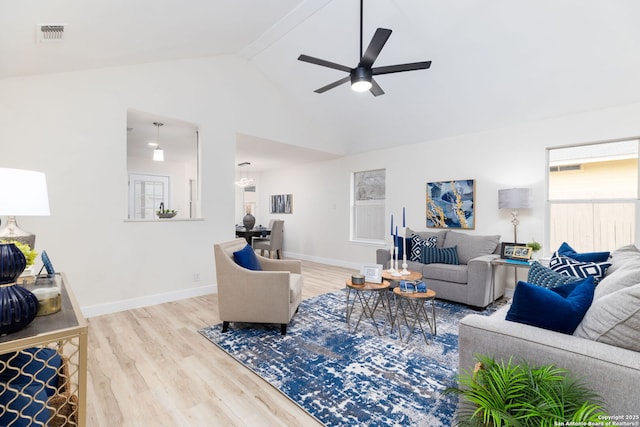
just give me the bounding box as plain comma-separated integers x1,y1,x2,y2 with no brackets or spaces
235,227,271,244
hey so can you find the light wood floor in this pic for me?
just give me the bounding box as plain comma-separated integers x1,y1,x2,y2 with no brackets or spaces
86,260,357,427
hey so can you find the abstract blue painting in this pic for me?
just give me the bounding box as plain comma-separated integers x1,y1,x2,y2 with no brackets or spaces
426,179,475,229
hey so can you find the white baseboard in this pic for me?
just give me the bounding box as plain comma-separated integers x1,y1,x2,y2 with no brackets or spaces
282,251,362,271
82,283,216,318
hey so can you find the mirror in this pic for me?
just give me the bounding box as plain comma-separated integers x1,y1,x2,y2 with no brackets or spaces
127,109,200,220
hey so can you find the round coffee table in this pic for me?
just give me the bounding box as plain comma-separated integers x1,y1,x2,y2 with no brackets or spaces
382,269,422,282
345,279,391,335
392,287,437,345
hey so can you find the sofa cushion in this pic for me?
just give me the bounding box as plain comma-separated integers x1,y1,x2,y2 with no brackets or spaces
527,261,580,289
594,245,640,300
557,241,611,263
410,234,437,262
549,253,610,283
604,244,640,276
574,283,640,352
506,277,595,334
422,245,459,265
423,263,468,284
442,231,500,264
233,244,262,271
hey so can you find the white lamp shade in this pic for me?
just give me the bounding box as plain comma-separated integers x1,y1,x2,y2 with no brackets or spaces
153,147,164,161
0,168,50,216
498,188,533,210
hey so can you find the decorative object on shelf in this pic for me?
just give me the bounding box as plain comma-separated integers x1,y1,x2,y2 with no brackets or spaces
270,194,293,214
427,179,475,229
39,250,56,276
1,239,38,270
501,242,533,261
0,242,39,334
156,202,177,218
242,207,256,230
498,187,533,243
0,168,51,249
27,276,61,316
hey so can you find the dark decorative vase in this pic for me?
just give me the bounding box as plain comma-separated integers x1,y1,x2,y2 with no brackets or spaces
0,243,39,335
243,213,256,230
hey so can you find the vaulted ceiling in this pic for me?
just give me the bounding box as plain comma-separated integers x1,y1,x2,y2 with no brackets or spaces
3,0,640,162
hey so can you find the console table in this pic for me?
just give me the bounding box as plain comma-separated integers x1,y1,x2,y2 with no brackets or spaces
1,273,88,426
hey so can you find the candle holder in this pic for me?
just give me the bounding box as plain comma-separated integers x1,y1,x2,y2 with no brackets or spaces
26,275,61,316
392,246,401,277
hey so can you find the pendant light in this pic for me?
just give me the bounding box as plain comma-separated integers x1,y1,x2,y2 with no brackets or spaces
235,162,255,187
153,122,165,162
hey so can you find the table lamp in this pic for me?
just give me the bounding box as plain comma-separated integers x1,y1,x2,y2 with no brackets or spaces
498,188,533,243
0,168,51,249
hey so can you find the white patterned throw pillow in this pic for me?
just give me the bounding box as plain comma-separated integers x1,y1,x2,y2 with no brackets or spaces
549,252,611,283
410,235,437,262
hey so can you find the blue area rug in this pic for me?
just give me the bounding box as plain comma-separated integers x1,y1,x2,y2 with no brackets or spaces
199,289,495,426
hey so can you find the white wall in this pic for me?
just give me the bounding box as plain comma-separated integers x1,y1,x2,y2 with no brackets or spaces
0,55,332,315
258,102,640,280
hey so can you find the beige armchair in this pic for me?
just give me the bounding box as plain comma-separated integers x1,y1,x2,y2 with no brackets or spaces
214,238,303,335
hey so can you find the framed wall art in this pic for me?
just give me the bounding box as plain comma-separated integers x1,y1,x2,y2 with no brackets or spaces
426,179,475,229
270,194,293,214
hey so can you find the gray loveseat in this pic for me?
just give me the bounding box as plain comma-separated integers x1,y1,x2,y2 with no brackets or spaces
376,228,501,309
459,244,640,416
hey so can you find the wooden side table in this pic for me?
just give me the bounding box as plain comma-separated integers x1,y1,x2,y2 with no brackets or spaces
381,269,422,287
345,279,391,335
392,287,437,345
1,273,88,426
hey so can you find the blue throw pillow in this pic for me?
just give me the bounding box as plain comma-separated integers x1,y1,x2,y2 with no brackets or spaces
557,242,610,263
233,244,262,271
506,277,595,334
549,252,610,283
527,261,580,289
422,246,459,265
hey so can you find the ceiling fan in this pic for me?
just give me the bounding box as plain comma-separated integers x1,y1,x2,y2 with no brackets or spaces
297,0,431,96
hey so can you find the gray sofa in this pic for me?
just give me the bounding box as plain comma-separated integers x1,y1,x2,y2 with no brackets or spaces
459,244,640,417
376,228,501,309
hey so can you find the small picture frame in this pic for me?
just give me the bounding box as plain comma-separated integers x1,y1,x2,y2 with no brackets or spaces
39,250,56,276
501,243,532,260
361,264,383,284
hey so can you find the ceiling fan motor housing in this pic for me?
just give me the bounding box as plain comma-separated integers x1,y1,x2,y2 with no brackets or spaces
351,67,372,85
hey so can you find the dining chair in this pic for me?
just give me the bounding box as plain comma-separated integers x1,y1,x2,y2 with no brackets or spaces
252,220,284,259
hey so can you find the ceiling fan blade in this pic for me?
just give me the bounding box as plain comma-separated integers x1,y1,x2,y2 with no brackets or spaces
314,76,351,94
369,78,384,97
372,61,432,76
298,54,352,73
359,28,392,68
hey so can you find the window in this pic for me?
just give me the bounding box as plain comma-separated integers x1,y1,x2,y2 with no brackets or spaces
547,138,638,252
352,169,385,242
129,173,169,219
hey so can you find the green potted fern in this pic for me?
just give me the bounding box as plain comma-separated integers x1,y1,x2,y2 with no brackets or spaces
445,355,611,427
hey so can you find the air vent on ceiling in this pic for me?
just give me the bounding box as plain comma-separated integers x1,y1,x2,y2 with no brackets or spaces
36,24,66,43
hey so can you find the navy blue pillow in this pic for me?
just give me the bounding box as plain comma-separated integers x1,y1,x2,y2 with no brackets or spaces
506,276,595,334
557,242,610,263
233,244,262,271
422,246,459,265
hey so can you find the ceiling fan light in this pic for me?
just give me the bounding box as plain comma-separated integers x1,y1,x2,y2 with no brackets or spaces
351,67,372,92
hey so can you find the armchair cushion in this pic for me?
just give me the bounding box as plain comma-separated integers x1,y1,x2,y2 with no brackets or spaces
233,244,262,271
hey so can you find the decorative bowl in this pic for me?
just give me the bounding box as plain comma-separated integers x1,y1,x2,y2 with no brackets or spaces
157,212,177,219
